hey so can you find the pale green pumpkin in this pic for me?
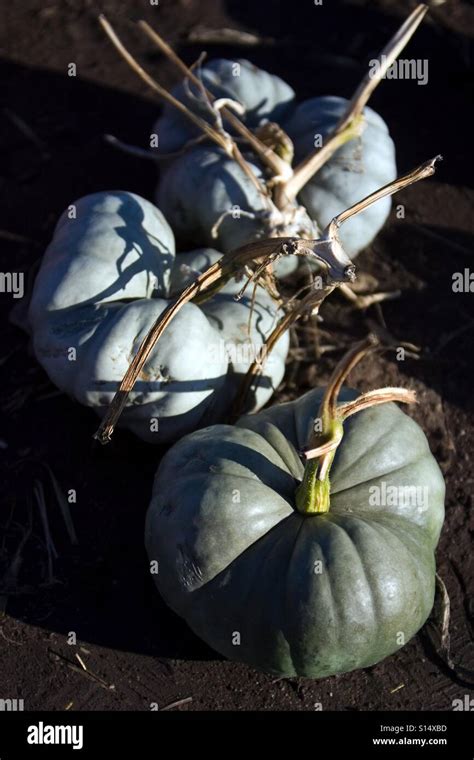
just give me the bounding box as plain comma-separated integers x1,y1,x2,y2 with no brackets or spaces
146,387,445,678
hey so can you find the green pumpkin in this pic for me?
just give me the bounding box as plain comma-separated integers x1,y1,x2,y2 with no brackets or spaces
146,387,445,678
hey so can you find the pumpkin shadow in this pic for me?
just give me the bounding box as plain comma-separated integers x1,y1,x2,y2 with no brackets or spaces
0,57,230,663
0,59,159,241
1,397,220,662
74,192,175,305
1,363,279,663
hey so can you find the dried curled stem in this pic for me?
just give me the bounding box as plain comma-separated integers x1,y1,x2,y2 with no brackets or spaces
280,4,429,205
306,385,418,473
94,234,354,444
233,155,440,417
317,336,379,428
137,20,291,182
328,155,441,234
336,387,417,424
99,14,270,202
304,336,417,465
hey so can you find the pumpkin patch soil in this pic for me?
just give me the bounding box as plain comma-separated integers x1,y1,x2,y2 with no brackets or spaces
1,0,473,711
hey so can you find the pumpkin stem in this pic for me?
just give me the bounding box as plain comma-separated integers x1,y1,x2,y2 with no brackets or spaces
295,419,343,514
137,19,291,183
274,117,364,210
295,336,417,515
327,156,441,235
99,15,274,206
95,235,352,444
282,4,429,203
231,153,439,419
99,16,231,153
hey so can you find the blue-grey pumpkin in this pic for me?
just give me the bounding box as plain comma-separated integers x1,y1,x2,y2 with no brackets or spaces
282,96,397,256
154,61,396,271
28,192,289,443
156,146,316,278
146,388,445,677
153,58,295,156
156,147,271,253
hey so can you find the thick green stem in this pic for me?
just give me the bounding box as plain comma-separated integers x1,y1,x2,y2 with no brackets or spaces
294,338,417,516
295,420,343,514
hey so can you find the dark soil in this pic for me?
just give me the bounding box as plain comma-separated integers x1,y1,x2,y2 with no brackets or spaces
0,0,473,711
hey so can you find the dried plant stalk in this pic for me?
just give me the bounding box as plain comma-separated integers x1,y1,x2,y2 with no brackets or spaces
230,282,335,419
99,15,270,200
233,155,440,415
280,4,429,204
137,20,290,181
94,235,354,444
328,155,441,234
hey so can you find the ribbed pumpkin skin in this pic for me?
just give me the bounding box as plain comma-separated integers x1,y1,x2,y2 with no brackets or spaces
28,192,288,442
154,62,397,271
283,96,397,256
146,389,445,677
156,147,270,253
153,58,295,156
156,147,314,278
169,247,290,414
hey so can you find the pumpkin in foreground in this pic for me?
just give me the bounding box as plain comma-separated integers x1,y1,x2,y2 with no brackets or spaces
146,340,445,678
